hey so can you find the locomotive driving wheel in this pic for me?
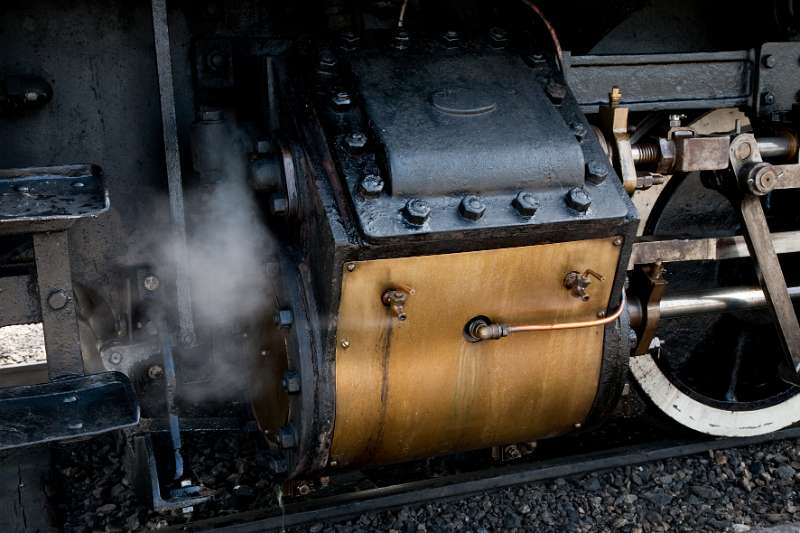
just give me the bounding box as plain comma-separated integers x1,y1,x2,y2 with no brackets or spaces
629,162,800,437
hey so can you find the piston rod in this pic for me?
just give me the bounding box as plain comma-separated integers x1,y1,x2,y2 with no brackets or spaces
627,285,800,328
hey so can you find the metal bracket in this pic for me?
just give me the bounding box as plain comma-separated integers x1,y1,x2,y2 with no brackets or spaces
728,135,800,377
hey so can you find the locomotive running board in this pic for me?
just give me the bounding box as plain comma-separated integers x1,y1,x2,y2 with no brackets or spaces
0,371,140,450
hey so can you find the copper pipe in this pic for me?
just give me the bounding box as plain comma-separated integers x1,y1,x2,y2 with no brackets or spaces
474,292,627,341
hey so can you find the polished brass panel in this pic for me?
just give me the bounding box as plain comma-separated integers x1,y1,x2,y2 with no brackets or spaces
331,237,622,466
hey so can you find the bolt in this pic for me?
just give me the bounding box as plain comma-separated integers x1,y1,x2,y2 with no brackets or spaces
339,31,360,50
207,50,226,71
762,91,776,106
403,198,431,225
330,90,352,110
571,122,587,139
143,274,160,292
566,187,592,212
269,193,289,216
274,308,294,328
278,425,297,448
441,30,460,47
197,108,223,122
345,131,368,152
47,289,69,310
512,191,540,217
393,28,410,50
545,79,566,104
345,262,356,272
340,339,351,349
734,141,753,161
281,371,301,393
109,352,123,365
148,365,164,380
586,161,609,184
318,49,337,69
297,483,311,496
182,332,196,346
612,236,623,247
488,27,508,47
763,54,777,68
459,195,486,221
359,173,384,197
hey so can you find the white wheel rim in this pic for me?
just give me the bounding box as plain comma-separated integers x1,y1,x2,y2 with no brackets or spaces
630,354,800,437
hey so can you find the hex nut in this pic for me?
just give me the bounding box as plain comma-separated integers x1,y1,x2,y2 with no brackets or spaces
345,132,368,152
572,122,587,139
488,27,508,46
441,30,460,47
148,365,164,380
281,371,301,394
109,352,123,365
512,192,540,217
331,90,352,109
318,49,337,69
586,161,609,184
359,174,384,197
393,29,410,50
566,187,592,212
459,195,486,221
273,308,294,328
763,54,777,68
47,289,69,310
403,198,431,225
762,91,776,106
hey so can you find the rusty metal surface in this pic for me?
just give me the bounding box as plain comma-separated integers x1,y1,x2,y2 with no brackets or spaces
673,135,730,172
628,230,800,267
330,238,621,466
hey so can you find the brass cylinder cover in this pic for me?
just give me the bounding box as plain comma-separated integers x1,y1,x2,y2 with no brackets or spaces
331,237,621,466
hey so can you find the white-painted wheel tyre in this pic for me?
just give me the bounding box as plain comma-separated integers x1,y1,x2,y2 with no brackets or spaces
630,354,800,437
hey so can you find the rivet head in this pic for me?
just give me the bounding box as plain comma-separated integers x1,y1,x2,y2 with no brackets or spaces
47,289,69,310
512,192,539,217
566,187,592,213
403,198,431,225
359,174,384,197
612,236,623,247
459,195,486,221
763,54,777,68
345,262,356,272
109,352,123,365
340,339,351,349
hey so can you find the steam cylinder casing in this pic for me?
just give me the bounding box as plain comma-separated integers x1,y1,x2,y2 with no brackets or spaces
251,36,638,477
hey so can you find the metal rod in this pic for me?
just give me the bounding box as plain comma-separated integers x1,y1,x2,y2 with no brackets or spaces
151,0,196,346
627,285,800,328
758,134,796,160
629,230,800,268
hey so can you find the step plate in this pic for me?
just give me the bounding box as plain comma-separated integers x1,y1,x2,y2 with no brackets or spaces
0,371,140,449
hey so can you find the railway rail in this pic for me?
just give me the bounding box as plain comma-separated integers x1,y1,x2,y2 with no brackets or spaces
169,427,800,532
